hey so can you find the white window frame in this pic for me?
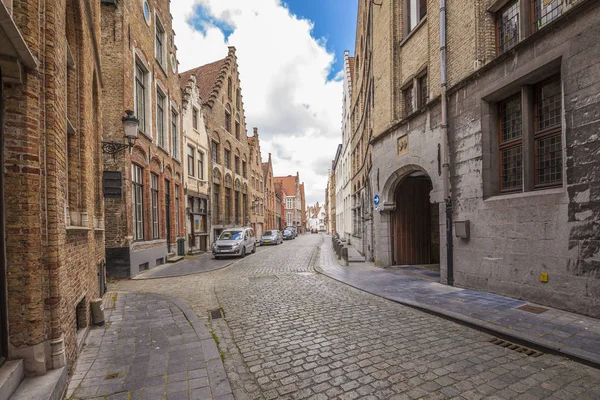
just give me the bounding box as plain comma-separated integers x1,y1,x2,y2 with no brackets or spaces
156,88,167,149
155,14,166,68
134,58,152,135
171,107,179,159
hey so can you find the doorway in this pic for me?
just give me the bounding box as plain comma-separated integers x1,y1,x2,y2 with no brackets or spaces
165,180,171,253
391,174,440,266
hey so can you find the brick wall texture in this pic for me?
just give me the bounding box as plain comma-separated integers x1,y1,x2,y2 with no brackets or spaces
3,0,105,373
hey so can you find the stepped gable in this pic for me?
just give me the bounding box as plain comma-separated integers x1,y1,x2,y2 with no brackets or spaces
180,47,237,109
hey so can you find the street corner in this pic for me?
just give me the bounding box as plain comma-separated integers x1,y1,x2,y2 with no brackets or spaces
65,292,232,400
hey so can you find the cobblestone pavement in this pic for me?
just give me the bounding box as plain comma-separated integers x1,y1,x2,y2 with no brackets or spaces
112,234,600,399
66,292,232,400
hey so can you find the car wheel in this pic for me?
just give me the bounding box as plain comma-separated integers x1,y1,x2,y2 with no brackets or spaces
252,244,256,253
240,247,246,258
213,255,220,260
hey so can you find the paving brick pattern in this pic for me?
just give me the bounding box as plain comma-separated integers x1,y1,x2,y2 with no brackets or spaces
112,234,600,399
66,292,232,400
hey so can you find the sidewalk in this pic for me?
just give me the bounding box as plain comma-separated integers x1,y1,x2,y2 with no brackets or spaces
134,252,236,280
66,292,232,400
316,236,600,367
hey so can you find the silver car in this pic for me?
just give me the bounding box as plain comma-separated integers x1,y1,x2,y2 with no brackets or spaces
212,227,256,259
261,230,283,245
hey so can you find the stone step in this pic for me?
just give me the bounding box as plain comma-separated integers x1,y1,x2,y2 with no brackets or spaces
167,255,184,263
0,360,24,400
10,366,66,400
347,247,365,263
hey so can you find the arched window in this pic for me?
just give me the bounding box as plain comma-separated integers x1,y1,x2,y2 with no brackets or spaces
228,77,233,100
225,104,231,132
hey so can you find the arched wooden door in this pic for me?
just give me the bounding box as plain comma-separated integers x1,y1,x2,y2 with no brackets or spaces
391,177,433,265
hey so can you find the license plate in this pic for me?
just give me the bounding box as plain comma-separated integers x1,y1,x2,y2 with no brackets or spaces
265,240,271,243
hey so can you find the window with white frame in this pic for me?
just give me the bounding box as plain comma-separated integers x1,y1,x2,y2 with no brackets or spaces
187,146,195,176
198,151,204,180
135,62,147,134
156,90,166,148
155,17,165,67
406,0,427,34
192,107,199,130
171,108,179,159
132,164,144,240
151,173,159,239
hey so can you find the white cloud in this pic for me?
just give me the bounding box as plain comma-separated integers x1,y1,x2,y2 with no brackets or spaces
171,0,342,204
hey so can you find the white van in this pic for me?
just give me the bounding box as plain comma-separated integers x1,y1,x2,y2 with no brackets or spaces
212,227,256,259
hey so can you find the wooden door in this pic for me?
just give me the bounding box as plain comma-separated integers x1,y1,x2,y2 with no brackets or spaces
392,177,432,265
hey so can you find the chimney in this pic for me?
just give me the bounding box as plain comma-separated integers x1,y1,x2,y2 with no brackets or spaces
253,127,258,136
268,152,272,162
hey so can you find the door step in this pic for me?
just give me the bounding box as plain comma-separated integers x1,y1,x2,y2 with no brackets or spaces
0,360,24,400
10,366,66,400
167,255,184,263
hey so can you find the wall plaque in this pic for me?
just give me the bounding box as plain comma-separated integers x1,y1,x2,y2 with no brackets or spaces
397,136,408,156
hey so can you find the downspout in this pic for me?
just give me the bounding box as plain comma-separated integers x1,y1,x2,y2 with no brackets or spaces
440,0,453,286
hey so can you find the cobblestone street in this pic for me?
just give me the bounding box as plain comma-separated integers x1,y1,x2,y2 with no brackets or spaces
110,234,600,399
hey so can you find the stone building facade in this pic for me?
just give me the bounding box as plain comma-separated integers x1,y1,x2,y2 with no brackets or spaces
336,51,354,241
300,183,307,233
181,47,252,241
248,128,265,236
181,75,210,253
101,0,184,279
262,154,277,231
352,0,600,317
275,181,286,229
1,0,105,377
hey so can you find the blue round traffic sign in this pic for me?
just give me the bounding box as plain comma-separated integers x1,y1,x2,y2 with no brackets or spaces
373,195,380,206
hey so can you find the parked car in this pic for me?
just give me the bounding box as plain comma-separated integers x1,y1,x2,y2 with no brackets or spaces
212,227,256,259
288,227,298,237
311,228,318,234
261,230,283,245
282,229,294,240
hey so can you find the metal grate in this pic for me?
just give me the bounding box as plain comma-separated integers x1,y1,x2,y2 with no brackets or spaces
497,0,520,54
489,338,544,357
209,309,223,320
517,304,549,314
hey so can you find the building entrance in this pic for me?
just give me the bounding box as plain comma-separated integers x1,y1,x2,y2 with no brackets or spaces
391,174,440,266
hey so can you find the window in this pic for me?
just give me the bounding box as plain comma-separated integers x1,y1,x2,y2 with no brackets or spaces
175,185,180,236
235,156,240,174
187,146,195,176
225,189,231,223
157,90,166,148
155,18,165,66
224,149,231,169
287,212,292,225
242,161,247,178
225,109,231,132
171,109,179,158
403,85,414,116
418,74,428,108
497,0,519,54
494,75,563,194
499,95,523,192
235,121,240,140
192,107,198,130
236,89,241,110
407,0,427,33
211,141,219,164
213,184,220,222
135,62,146,133
132,165,144,240
534,77,562,187
228,77,233,100
198,151,204,180
235,192,240,223
533,0,563,31
151,173,159,239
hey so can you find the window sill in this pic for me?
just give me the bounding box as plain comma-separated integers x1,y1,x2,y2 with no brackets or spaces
155,58,168,77
399,16,427,48
484,187,565,202
157,145,170,156
139,130,153,142
172,157,181,165
66,226,91,232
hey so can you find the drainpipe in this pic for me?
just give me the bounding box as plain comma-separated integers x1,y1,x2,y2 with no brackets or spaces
440,0,453,286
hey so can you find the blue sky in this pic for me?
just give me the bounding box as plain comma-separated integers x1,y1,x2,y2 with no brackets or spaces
284,0,358,80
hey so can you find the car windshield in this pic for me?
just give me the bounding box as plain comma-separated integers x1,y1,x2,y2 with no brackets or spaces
283,230,291,234
262,231,275,237
219,230,243,240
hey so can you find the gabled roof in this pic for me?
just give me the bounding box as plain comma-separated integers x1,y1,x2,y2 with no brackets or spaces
179,47,237,108
274,175,298,198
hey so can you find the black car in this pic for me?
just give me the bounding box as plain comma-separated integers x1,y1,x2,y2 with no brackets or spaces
282,229,294,240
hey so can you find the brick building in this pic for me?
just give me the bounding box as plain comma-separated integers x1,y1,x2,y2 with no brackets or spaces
351,0,600,317
1,0,105,380
262,153,277,231
101,0,184,279
274,174,302,231
248,128,265,236
181,74,210,253
181,47,252,241
275,181,286,230
300,182,307,233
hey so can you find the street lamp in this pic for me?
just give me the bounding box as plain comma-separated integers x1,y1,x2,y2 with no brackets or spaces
102,110,139,156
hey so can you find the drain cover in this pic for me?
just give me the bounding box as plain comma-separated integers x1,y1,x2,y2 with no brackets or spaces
105,372,120,380
516,304,548,314
209,309,223,320
489,338,543,357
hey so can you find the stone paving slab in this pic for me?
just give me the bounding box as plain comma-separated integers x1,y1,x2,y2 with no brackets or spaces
317,235,600,367
65,291,231,400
